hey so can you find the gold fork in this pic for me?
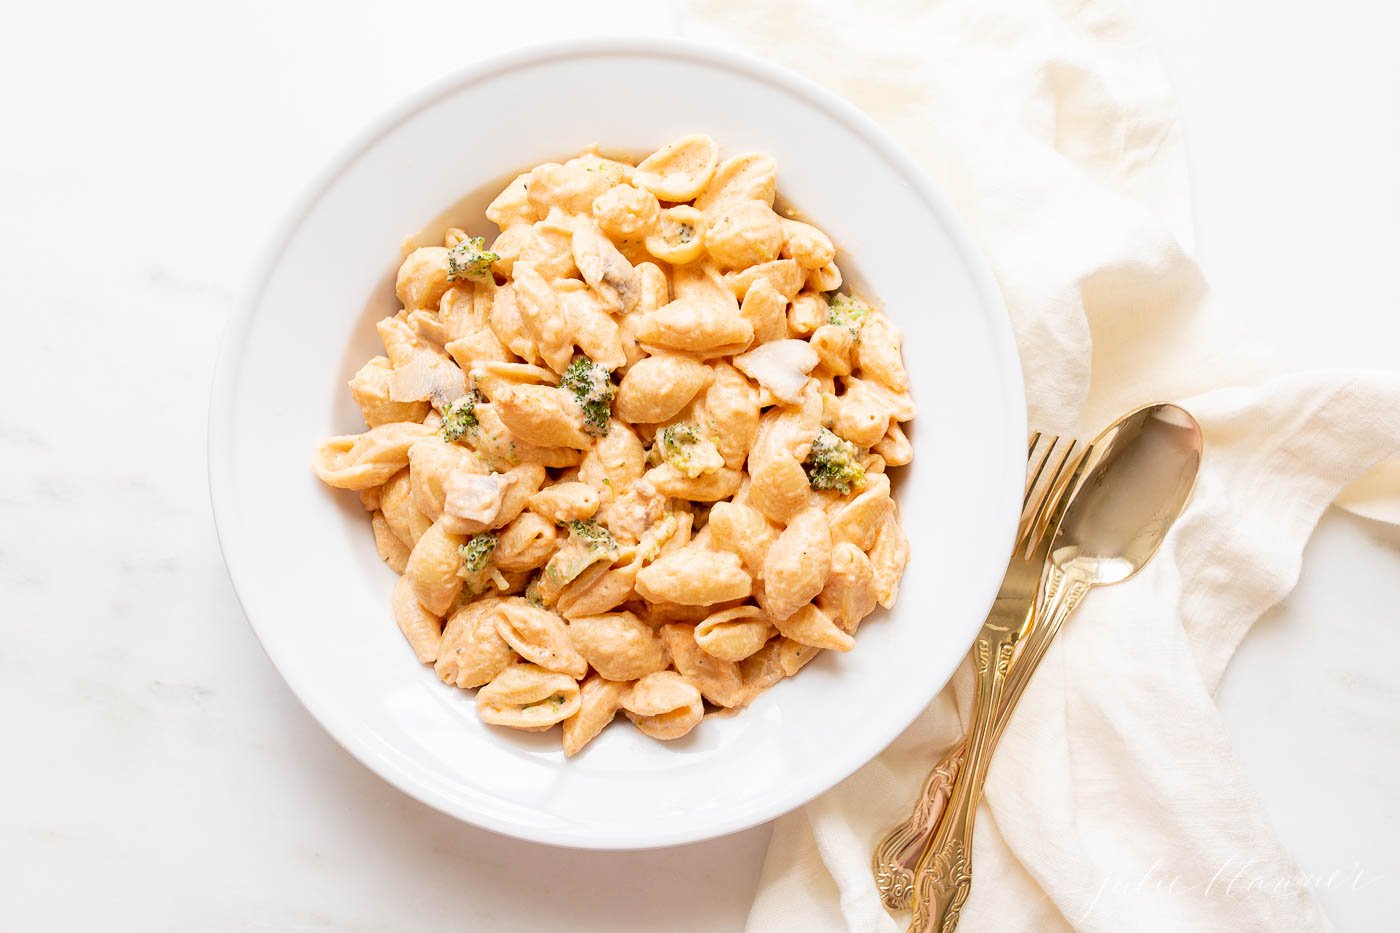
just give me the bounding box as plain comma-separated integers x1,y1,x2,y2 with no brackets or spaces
870,434,1088,927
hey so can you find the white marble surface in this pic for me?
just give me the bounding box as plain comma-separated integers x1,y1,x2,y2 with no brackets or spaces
2,1,1395,930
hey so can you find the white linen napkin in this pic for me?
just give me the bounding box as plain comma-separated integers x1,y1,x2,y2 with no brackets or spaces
679,1,1400,929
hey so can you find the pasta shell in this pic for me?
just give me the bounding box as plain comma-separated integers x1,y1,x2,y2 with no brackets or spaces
622,671,704,740
874,421,913,468
371,511,411,574
527,482,600,524
634,261,671,314
380,468,431,547
615,355,710,424
391,574,442,663
444,326,511,370
636,298,753,357
700,363,761,470
806,260,843,292
569,611,668,682
572,222,640,313
492,511,559,572
593,183,660,240
817,542,880,634
395,246,452,312
511,262,573,374
705,501,778,575
855,311,910,392
644,205,706,265
643,463,743,503
868,507,910,609
486,284,541,363
435,597,515,688
747,452,811,525
404,520,466,616
312,422,436,491
477,662,581,732
738,639,785,691
705,201,784,270
738,277,788,347
694,606,774,662
725,259,804,303
693,153,777,212
634,134,720,201
671,262,735,310
635,547,752,607
485,171,537,229
778,636,821,676
492,383,593,451
526,161,616,217
809,324,856,377
493,600,588,679
558,282,628,371
492,463,548,529
759,509,833,621
562,674,630,757
771,603,854,652
829,473,894,551
659,624,745,707
779,218,836,269
556,556,641,619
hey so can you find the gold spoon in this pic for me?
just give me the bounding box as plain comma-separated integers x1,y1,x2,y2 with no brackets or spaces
884,403,1203,928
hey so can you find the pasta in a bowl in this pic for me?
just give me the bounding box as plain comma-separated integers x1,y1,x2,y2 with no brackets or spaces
313,136,914,755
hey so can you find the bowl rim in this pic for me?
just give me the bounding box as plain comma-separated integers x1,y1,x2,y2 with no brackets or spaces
208,35,1026,850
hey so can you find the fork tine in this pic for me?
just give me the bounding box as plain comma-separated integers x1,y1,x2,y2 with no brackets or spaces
1023,434,1057,511
1026,439,1074,547
1019,438,1079,555
1025,440,1092,556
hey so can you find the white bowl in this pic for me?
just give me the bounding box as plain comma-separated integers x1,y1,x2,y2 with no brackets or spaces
209,38,1025,850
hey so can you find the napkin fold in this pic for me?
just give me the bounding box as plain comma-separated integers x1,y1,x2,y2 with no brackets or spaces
680,1,1400,930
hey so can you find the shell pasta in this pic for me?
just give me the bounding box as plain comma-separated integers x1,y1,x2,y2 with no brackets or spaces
313,137,913,755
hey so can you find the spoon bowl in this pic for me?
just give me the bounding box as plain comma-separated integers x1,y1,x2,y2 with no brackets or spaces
1052,403,1203,585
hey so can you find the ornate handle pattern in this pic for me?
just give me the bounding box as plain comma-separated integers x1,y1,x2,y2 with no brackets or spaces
872,743,966,909
873,566,1093,915
907,632,1015,933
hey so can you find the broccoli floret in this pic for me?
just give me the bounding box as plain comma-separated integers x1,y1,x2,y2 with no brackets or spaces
441,390,482,443
458,532,498,573
659,422,700,460
446,235,499,282
803,427,867,494
560,357,615,435
524,574,545,608
656,421,724,478
566,519,616,552
827,293,871,336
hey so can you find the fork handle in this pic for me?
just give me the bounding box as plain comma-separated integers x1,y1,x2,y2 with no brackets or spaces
907,630,1015,933
872,741,967,909
873,566,1092,912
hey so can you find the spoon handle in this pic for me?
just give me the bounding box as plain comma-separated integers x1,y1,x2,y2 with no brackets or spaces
872,565,1092,911
1000,564,1092,718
